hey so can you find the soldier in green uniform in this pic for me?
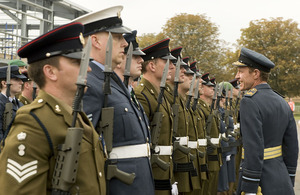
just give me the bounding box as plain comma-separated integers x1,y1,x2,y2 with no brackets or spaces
199,73,221,195
0,22,106,194
164,47,194,193
180,64,202,194
135,38,176,195
18,71,37,105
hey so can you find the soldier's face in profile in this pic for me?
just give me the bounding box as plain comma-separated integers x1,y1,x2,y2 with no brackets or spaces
10,78,23,95
130,55,143,79
202,85,214,99
56,57,91,95
235,66,255,91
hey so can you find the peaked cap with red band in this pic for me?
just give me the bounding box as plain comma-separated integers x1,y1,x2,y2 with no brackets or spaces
141,38,176,61
171,47,187,66
18,22,84,64
190,61,201,77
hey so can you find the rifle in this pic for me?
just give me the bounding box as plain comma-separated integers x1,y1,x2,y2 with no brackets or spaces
185,74,196,109
226,87,236,137
216,84,229,142
172,57,191,156
99,33,135,189
205,84,218,152
32,82,37,100
150,59,170,171
123,42,133,88
51,36,92,194
3,63,13,132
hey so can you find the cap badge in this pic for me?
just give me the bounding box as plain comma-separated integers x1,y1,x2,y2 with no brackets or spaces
79,32,85,45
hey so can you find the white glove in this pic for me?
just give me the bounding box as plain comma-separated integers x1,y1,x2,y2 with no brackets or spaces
226,155,231,161
171,182,178,195
245,193,256,195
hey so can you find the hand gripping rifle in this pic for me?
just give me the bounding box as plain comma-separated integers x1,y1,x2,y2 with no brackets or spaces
185,74,196,109
150,59,170,171
99,33,135,189
3,63,13,132
123,42,133,88
172,57,191,156
51,37,92,195
205,84,218,153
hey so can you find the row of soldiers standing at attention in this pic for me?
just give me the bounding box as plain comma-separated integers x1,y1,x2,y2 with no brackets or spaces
0,4,297,195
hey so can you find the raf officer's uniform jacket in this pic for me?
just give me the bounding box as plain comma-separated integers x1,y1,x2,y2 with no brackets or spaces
237,83,298,195
164,84,191,193
83,61,154,195
0,93,23,141
135,77,173,194
0,90,106,195
18,94,31,105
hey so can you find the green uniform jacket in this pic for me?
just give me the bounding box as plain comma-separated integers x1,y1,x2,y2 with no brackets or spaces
0,90,106,195
198,99,220,172
164,84,191,192
135,78,173,183
18,95,31,105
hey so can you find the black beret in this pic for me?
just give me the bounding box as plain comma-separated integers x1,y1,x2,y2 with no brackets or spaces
0,65,27,80
73,6,131,36
209,77,216,86
142,38,176,61
123,30,145,56
18,22,84,64
234,47,275,73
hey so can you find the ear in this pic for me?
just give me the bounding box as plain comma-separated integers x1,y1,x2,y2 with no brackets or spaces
1,80,6,88
253,69,260,80
148,61,156,72
91,34,101,50
43,64,58,82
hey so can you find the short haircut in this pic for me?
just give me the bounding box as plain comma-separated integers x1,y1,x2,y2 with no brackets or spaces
28,56,60,89
248,67,269,82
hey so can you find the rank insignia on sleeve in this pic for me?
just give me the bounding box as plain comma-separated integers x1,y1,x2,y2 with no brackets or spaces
245,88,257,97
6,159,38,183
17,132,27,141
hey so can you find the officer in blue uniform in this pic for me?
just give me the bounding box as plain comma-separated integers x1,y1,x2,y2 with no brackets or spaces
74,6,154,195
0,66,26,141
234,47,298,195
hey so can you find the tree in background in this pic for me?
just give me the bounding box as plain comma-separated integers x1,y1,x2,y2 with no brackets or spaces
137,13,230,81
237,17,300,96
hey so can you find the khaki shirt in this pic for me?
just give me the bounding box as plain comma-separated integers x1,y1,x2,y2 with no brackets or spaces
0,90,106,195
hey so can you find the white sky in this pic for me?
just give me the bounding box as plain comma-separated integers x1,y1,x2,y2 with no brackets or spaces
71,0,300,47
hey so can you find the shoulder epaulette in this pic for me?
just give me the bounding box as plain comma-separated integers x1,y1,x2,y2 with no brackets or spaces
17,98,45,114
273,89,285,98
244,88,257,97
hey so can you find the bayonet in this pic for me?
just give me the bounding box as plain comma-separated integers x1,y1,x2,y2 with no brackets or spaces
192,78,200,111
104,33,113,73
6,63,11,98
173,57,181,104
156,59,169,111
123,42,133,88
186,74,196,109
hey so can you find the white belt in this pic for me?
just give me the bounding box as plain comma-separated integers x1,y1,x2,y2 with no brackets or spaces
210,138,220,145
234,123,240,130
155,145,173,155
176,136,189,146
188,141,198,149
198,139,207,146
109,143,150,159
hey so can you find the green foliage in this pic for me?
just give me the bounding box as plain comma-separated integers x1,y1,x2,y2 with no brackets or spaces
237,17,300,96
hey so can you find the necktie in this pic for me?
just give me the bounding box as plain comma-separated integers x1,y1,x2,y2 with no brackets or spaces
12,99,18,108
